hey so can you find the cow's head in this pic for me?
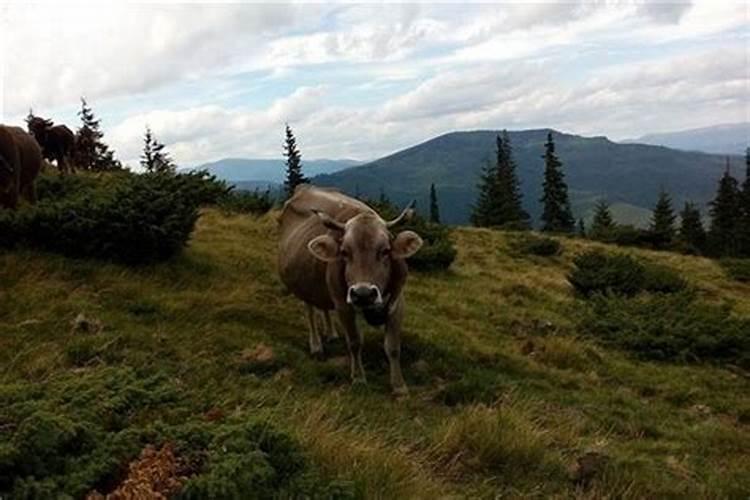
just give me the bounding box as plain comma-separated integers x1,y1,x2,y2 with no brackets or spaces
27,117,52,141
307,203,423,309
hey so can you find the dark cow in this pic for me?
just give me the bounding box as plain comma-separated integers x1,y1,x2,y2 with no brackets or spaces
27,116,75,175
278,185,423,395
0,125,42,209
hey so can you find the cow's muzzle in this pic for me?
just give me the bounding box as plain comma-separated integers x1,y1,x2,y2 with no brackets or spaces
347,283,383,308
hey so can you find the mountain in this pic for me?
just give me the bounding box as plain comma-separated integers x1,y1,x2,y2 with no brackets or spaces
623,123,749,155
193,158,362,184
315,129,744,225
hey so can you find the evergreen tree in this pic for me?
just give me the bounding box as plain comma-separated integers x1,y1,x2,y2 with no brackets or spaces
678,201,706,252
540,132,574,232
429,183,440,224
75,98,121,171
649,188,677,248
282,124,307,199
140,126,176,175
577,218,586,237
471,158,499,226
590,199,615,239
739,147,750,256
496,130,530,228
708,160,741,256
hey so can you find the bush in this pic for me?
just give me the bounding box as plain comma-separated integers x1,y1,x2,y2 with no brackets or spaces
170,170,232,206
517,235,562,257
0,172,203,264
568,250,686,298
580,292,750,368
720,259,750,283
218,189,274,215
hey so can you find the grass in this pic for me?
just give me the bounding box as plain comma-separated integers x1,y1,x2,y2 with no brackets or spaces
1,210,749,497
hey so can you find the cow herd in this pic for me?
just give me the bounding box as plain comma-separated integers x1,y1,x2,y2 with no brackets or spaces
0,116,76,210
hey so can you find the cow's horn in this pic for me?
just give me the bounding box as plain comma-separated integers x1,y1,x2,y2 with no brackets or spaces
311,208,346,231
386,200,416,228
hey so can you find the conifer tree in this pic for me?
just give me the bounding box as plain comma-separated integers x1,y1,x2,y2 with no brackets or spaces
649,188,677,248
496,130,529,228
678,201,706,252
590,199,615,238
140,126,176,175
75,98,121,171
471,158,499,226
708,160,741,256
429,183,440,224
739,147,750,256
282,124,307,199
540,132,574,232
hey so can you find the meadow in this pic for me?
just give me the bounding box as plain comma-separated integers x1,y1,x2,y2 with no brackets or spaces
1,208,749,498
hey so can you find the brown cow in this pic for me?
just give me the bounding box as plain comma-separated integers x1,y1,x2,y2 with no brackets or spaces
278,185,423,395
0,125,42,209
27,116,75,175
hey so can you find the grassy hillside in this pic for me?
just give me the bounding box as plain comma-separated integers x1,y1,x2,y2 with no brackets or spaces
1,210,749,497
315,129,741,225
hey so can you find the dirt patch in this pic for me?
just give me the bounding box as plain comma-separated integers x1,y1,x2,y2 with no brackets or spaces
87,443,190,499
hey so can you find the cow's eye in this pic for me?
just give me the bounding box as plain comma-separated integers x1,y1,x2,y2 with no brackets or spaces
379,247,390,259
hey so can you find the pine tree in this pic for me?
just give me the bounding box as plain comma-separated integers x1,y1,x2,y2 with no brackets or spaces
577,218,586,237
540,132,574,233
282,124,307,199
496,130,529,228
678,201,706,252
649,188,677,248
590,199,615,239
140,126,176,175
739,147,750,256
429,183,440,224
708,160,741,256
471,158,499,226
75,97,121,171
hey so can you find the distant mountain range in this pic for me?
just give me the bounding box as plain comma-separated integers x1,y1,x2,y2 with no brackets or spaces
194,158,362,184
623,123,749,155
314,129,746,226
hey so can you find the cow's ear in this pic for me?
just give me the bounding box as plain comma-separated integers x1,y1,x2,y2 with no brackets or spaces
308,235,340,262
392,231,423,259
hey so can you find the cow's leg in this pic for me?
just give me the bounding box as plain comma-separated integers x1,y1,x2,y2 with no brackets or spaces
322,309,339,340
338,307,366,384
385,298,408,396
306,304,323,356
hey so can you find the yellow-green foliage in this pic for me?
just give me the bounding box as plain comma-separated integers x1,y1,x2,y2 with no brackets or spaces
1,210,749,497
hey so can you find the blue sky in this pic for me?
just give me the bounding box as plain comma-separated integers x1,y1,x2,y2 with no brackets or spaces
0,1,747,167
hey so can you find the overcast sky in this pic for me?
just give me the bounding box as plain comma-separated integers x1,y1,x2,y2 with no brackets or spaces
0,1,747,167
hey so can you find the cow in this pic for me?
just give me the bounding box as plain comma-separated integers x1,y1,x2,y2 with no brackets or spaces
27,116,76,175
0,125,42,209
278,185,423,395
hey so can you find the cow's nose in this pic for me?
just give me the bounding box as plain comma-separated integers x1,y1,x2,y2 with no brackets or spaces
348,284,379,306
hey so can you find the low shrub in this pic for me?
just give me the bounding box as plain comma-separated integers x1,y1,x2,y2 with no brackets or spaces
218,189,274,215
0,172,211,264
720,258,750,283
568,250,686,297
516,235,562,257
580,292,750,368
170,169,232,206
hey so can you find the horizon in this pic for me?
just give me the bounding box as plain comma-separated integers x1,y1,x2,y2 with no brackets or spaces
1,1,747,167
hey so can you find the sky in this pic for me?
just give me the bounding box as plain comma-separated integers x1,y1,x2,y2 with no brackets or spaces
0,0,747,168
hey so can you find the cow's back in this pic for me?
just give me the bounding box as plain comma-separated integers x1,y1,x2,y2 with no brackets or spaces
278,185,374,310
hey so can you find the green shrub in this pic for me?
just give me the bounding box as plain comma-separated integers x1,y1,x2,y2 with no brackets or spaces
568,250,686,297
170,169,232,206
720,259,750,283
581,292,750,368
0,172,204,264
218,189,274,215
517,235,562,257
